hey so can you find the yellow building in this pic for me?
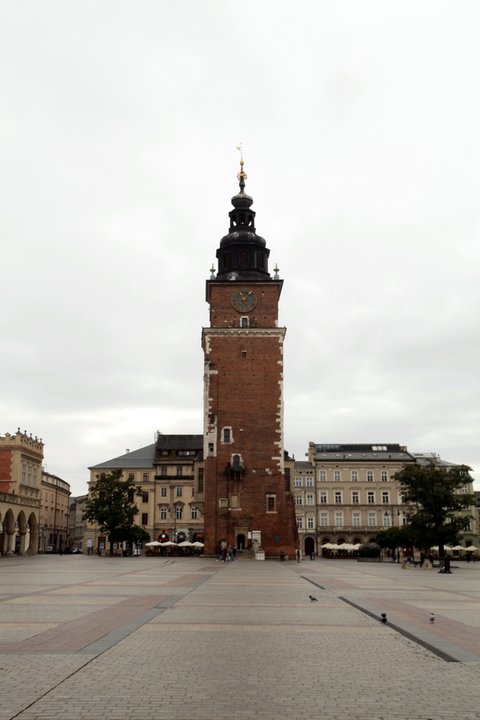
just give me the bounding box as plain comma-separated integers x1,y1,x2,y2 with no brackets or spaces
0,429,43,555
40,471,71,553
294,443,477,557
85,434,204,553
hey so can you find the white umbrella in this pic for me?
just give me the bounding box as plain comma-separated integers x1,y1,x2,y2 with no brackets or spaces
192,541,204,548
451,545,466,551
177,540,193,547
159,541,177,547
464,545,478,552
145,540,162,547
321,542,337,550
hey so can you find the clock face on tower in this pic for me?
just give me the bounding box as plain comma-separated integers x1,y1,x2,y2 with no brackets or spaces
231,288,257,313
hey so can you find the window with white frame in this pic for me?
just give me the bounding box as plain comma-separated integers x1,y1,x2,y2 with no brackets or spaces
382,491,390,504
352,512,361,527
367,470,374,482
319,470,326,482
296,516,304,529
383,512,391,527
368,512,376,527
222,427,232,443
334,469,341,482
334,491,342,504
306,493,314,505
367,491,375,504
381,469,388,482
191,506,198,519
294,477,303,487
320,512,329,527
352,491,359,504
307,516,314,529
176,486,183,497
160,506,167,520
319,491,328,504
306,475,314,487
295,494,303,506
335,512,344,527
351,470,358,482
175,506,183,520
160,486,167,497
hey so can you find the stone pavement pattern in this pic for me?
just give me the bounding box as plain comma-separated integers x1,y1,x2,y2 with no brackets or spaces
1,555,480,719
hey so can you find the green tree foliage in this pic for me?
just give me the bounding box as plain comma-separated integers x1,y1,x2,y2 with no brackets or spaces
376,526,412,554
394,461,474,556
83,469,142,555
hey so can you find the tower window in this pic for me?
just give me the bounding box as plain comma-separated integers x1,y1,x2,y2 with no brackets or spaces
222,427,232,443
266,494,277,512
240,316,250,328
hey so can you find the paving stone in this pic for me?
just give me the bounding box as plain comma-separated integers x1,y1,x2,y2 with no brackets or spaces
1,556,480,719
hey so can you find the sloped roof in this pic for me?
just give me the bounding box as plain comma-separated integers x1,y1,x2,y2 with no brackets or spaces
155,434,203,451
311,443,414,462
89,443,156,470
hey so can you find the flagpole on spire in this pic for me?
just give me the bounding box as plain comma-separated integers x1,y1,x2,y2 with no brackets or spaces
236,143,247,191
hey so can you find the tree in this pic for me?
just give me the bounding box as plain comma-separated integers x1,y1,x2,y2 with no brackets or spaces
83,469,142,556
376,527,413,559
394,460,474,558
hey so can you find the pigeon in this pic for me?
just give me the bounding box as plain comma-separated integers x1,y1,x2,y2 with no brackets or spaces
309,595,318,602
430,612,435,623
380,613,387,623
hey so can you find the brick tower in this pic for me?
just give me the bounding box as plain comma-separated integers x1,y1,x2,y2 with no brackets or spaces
202,157,298,558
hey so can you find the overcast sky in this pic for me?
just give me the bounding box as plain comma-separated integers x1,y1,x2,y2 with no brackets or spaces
1,1,479,495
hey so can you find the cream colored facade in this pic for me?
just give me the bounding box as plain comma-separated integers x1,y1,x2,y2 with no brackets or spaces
294,443,478,557
39,472,71,552
85,435,205,553
0,429,43,555
69,495,88,552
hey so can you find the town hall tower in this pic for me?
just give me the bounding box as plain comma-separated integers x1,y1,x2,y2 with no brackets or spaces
202,158,298,557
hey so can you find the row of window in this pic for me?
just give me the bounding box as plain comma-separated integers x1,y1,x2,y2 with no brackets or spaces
140,487,195,502
296,511,401,529
129,468,194,481
295,490,395,505
294,469,391,485
140,505,201,525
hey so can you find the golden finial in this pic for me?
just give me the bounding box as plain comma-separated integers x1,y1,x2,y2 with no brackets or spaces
236,143,247,187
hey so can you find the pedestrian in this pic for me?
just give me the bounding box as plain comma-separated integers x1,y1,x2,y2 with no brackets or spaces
296,548,301,563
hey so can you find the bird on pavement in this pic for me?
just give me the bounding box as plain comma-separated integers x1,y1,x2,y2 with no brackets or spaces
380,613,387,623
430,612,435,623
309,595,318,602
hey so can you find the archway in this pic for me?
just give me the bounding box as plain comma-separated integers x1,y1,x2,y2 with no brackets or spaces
304,536,315,557
1,509,16,555
26,512,39,555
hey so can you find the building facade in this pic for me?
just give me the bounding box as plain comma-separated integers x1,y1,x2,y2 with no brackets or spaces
294,443,477,556
0,429,43,555
86,434,205,553
201,160,298,557
40,471,71,552
69,494,88,552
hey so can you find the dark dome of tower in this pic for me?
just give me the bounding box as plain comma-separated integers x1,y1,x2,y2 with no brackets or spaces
215,165,271,281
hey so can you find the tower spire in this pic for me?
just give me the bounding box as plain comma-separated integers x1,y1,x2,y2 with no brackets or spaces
236,143,247,192
213,147,271,281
